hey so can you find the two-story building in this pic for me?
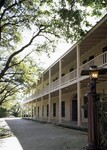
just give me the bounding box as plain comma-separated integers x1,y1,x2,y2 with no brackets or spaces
22,14,107,127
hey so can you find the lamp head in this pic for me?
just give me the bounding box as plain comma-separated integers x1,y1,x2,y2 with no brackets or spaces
89,65,98,80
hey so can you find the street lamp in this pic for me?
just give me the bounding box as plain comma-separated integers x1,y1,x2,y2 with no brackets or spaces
87,66,98,150
81,65,107,150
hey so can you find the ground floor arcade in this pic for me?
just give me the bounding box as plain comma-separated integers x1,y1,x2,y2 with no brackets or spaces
22,79,107,127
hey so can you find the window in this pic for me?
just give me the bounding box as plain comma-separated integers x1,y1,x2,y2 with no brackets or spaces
82,60,87,64
53,103,56,117
47,104,49,117
102,47,107,64
102,46,107,53
53,77,58,81
61,73,65,77
89,55,94,61
69,68,74,72
56,77,58,80
61,101,65,117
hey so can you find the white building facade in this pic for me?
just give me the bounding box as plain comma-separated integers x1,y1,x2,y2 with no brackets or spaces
22,15,107,127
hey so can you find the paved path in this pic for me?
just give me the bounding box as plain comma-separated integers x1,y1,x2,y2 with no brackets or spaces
0,118,23,150
2,118,87,150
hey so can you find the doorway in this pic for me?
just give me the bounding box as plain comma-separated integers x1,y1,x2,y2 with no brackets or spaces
72,96,77,121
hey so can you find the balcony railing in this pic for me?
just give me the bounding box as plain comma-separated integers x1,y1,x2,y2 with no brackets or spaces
50,79,59,91
80,51,107,73
61,69,77,85
43,85,49,94
24,51,107,103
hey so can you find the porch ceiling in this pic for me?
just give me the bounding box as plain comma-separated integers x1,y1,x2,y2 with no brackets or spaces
62,84,77,94
43,94,48,100
61,48,76,68
43,70,49,80
51,62,59,75
51,90,59,98
79,20,107,55
50,84,77,98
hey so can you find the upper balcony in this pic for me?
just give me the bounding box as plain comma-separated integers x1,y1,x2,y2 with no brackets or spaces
23,51,107,103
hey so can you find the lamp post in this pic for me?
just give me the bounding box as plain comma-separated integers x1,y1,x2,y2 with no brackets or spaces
87,66,98,150
81,65,107,150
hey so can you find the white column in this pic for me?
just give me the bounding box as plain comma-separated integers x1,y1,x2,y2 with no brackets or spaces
48,69,51,122
48,93,51,122
41,97,43,121
27,104,29,118
36,99,37,119
30,103,31,118
77,44,81,126
59,89,62,124
31,101,33,118
41,76,43,121
59,60,62,124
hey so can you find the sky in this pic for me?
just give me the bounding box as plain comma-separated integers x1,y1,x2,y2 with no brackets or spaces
39,42,72,69
20,28,72,70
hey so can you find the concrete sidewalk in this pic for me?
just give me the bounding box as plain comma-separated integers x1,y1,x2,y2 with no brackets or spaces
0,118,23,150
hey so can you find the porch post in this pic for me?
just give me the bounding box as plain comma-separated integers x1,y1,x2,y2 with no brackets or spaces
77,82,81,126
48,93,51,122
41,97,43,121
59,60,62,124
36,99,38,119
48,69,51,122
41,75,43,121
31,101,33,118
77,44,81,126
59,89,62,124
28,103,29,118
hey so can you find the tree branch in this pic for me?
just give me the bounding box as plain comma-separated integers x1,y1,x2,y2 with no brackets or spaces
0,83,10,94
0,28,44,80
0,84,20,105
9,49,35,68
0,0,25,20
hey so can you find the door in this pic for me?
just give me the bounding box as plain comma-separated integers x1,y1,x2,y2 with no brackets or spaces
72,99,77,121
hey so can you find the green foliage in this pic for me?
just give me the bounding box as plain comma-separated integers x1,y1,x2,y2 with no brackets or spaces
0,0,107,105
9,102,21,117
0,107,8,117
58,0,107,41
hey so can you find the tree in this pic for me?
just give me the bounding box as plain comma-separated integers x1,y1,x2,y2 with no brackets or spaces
1,0,57,105
58,0,107,39
9,102,21,117
0,55,42,105
0,0,107,105
0,107,8,117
